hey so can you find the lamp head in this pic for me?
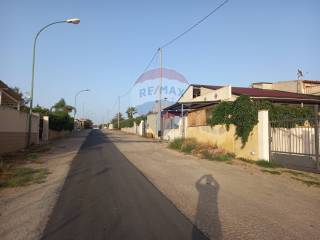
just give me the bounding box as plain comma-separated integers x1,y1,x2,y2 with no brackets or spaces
66,18,80,24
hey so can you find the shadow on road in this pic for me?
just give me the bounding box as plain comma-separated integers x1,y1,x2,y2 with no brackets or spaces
193,175,221,240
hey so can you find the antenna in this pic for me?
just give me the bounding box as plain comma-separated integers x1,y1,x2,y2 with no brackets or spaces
297,69,304,80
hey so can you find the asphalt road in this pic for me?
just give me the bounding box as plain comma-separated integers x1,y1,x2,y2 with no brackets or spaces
41,130,208,240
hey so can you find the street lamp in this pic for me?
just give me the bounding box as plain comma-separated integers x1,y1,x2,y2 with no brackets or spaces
74,89,90,120
27,18,80,146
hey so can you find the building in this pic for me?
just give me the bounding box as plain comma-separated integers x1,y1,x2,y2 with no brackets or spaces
252,80,320,95
164,84,320,127
0,80,23,110
161,84,320,161
0,80,40,153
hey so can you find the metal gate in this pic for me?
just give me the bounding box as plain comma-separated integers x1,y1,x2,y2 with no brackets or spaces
269,118,320,172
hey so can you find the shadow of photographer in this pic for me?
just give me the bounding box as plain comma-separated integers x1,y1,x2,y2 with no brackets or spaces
193,174,222,240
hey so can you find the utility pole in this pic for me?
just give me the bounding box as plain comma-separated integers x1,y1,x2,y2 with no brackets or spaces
181,103,184,138
118,96,120,129
315,105,319,171
158,47,163,139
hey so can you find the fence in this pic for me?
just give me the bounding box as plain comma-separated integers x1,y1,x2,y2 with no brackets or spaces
121,121,145,136
270,118,319,171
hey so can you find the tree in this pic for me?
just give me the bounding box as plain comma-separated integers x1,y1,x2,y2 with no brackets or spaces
50,98,74,115
33,105,49,116
49,99,74,131
12,86,29,105
126,107,137,119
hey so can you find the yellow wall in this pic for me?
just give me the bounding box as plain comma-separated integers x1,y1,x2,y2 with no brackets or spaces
186,125,259,160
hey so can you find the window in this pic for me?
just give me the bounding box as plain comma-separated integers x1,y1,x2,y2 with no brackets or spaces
193,87,201,98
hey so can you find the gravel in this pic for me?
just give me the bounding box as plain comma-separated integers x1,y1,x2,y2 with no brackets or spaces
0,130,90,240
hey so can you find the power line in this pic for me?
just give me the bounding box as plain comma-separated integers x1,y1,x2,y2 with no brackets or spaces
160,0,229,49
143,49,159,73
117,0,228,99
119,49,159,98
111,0,229,117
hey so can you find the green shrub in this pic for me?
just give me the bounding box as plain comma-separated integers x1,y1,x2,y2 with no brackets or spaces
181,143,195,153
49,113,74,131
209,96,314,146
213,153,235,161
181,139,197,153
169,138,184,150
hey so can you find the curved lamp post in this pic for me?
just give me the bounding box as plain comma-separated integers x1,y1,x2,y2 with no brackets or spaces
74,89,90,119
27,18,80,146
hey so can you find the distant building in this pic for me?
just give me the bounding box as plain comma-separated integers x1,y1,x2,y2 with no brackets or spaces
74,118,92,129
252,80,320,95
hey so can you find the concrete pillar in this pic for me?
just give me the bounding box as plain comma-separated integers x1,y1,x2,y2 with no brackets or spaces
258,110,269,161
184,116,188,138
42,116,49,142
139,120,144,136
132,122,136,134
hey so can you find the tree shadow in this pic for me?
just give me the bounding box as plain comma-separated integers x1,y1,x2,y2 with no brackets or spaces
193,175,221,240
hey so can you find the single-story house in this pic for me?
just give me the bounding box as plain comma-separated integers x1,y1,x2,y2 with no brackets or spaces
0,80,23,110
164,84,320,127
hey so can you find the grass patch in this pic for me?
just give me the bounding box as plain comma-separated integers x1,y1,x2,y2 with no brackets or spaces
168,138,235,161
261,169,282,175
25,153,38,161
0,167,50,188
281,169,315,178
255,160,277,168
238,158,278,168
181,139,197,154
169,138,184,150
201,150,234,162
169,138,197,154
291,177,320,187
212,153,234,162
0,144,51,173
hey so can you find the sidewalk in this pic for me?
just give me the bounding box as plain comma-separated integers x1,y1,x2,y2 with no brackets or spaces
106,130,320,240
0,130,90,240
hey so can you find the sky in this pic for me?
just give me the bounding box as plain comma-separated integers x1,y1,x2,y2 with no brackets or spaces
1,0,320,123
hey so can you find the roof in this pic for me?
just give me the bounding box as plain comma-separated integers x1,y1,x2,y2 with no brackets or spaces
163,101,218,112
0,80,23,101
252,82,272,84
191,84,320,103
302,80,320,84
